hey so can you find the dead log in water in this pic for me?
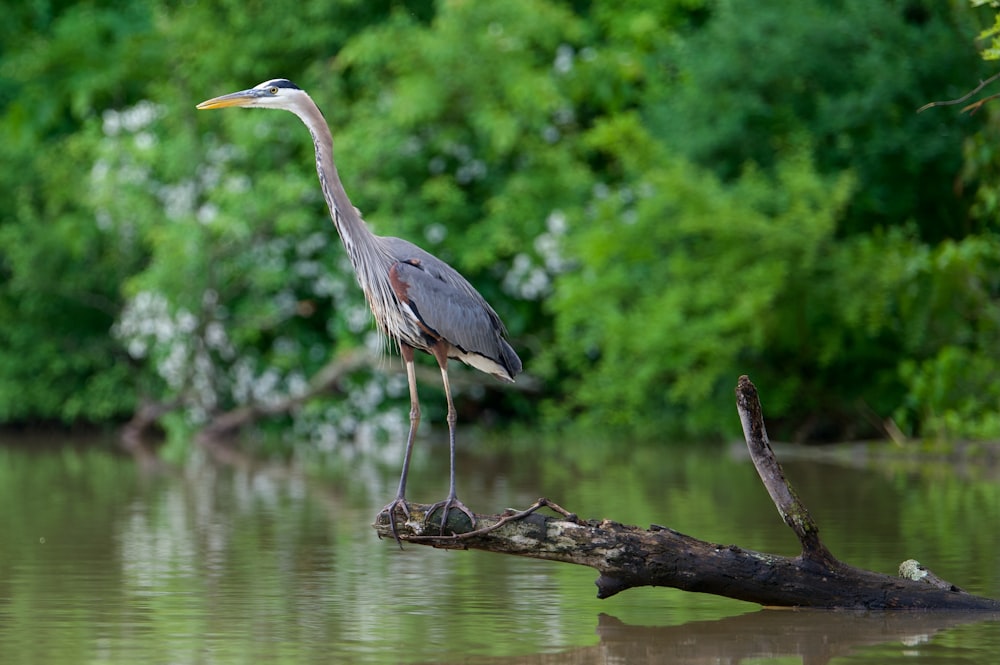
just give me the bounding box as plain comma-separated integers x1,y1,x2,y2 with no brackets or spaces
373,376,1000,610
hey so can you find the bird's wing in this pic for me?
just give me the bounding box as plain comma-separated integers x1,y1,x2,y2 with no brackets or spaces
385,243,520,380
390,258,501,350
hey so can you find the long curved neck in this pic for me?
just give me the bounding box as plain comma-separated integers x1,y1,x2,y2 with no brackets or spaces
287,93,401,341
288,94,383,265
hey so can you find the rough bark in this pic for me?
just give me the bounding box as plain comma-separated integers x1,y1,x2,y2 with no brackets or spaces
372,376,1000,610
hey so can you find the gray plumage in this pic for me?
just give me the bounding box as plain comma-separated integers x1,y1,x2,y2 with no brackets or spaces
197,78,521,542
382,237,521,380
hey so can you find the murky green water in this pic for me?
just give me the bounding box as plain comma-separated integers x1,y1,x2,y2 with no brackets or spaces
0,435,997,664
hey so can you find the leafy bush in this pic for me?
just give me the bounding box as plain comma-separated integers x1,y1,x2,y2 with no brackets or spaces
3,0,1000,447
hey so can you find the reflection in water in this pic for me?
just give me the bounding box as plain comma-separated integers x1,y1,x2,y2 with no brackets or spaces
452,611,1000,665
592,611,1000,665
0,439,997,664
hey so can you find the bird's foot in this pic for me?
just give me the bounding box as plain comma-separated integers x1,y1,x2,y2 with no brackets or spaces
377,496,411,548
425,494,476,535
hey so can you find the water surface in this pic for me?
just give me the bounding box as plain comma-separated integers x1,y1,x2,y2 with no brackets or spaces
0,436,997,664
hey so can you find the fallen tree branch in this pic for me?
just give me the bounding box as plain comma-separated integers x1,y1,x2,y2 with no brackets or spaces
373,376,1000,610
373,500,999,609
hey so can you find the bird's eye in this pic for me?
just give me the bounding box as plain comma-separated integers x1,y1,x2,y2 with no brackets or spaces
268,86,279,95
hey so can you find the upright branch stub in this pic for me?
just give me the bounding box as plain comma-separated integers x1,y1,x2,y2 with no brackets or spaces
736,375,836,566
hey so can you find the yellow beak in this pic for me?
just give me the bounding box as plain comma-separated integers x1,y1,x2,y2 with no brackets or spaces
196,89,257,110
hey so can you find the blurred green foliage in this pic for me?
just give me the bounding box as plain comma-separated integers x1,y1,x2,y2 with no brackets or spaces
2,0,1000,446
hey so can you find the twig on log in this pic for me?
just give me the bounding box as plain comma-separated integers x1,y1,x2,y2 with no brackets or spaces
735,375,835,565
737,376,970,595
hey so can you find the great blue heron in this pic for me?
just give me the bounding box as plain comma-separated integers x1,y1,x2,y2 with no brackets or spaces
197,78,521,540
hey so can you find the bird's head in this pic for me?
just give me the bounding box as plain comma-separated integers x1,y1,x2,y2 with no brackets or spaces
196,78,307,112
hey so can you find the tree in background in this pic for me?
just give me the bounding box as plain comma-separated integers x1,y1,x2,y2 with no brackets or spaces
0,0,436,444
0,2,159,424
546,0,1000,440
2,0,999,448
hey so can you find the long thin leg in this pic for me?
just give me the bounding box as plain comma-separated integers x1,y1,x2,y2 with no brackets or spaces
426,352,476,533
378,344,420,546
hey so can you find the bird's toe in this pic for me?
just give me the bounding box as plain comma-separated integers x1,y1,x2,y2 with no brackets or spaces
377,497,412,547
426,495,476,534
